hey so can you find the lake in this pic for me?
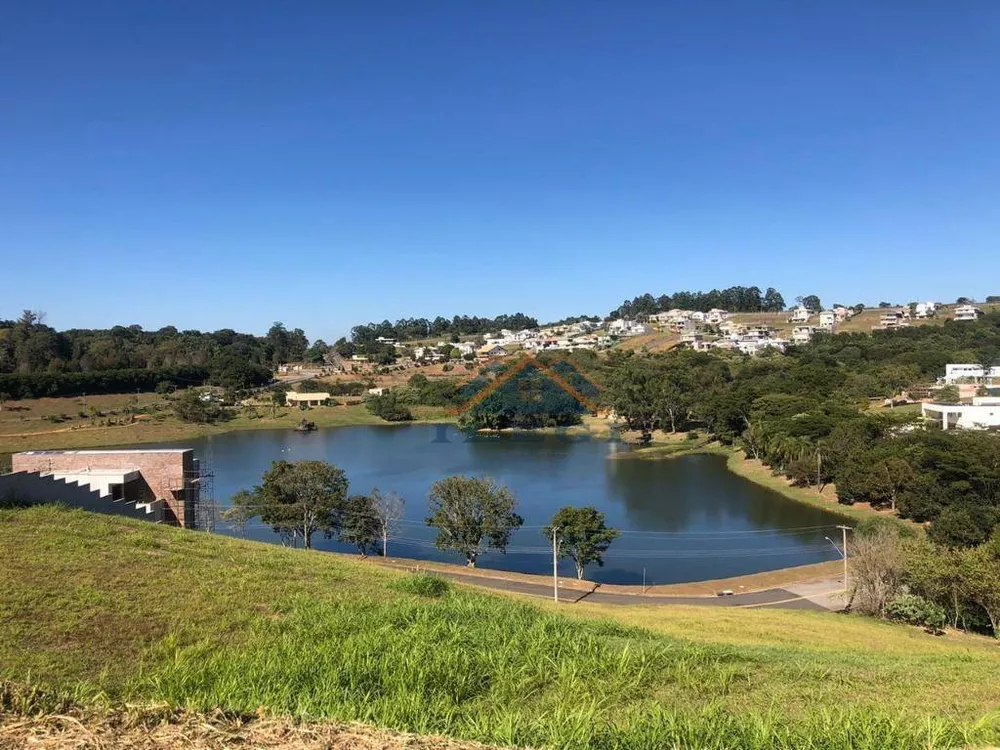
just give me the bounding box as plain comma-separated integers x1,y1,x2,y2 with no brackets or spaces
161,424,844,584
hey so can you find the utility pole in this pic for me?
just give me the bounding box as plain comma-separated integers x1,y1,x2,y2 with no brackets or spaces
551,526,560,603
837,525,851,591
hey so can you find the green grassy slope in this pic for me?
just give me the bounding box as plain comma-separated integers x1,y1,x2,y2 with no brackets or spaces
3,506,1000,749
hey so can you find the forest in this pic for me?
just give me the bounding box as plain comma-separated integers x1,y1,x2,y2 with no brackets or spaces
604,312,1000,548
0,312,312,398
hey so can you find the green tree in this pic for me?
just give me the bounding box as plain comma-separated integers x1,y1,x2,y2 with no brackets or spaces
544,506,620,579
935,385,961,403
0,392,8,412
426,476,522,566
220,489,258,539
256,460,349,549
173,389,229,424
339,493,381,556
366,392,413,422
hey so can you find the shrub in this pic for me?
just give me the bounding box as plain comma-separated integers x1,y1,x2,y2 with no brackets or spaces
154,381,177,395
887,593,947,633
442,364,454,372
365,392,413,422
392,573,451,598
686,431,699,441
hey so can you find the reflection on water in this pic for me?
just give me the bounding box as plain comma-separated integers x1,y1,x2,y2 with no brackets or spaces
157,425,843,584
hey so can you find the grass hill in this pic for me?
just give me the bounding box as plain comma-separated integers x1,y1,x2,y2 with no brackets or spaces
3,506,1000,749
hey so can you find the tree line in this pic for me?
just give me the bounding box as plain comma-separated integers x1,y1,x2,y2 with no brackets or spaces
225,461,619,578
604,313,1000,548
347,312,539,345
0,311,321,397
609,286,789,319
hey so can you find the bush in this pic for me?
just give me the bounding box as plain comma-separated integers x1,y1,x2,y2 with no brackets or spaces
365,392,413,422
173,390,231,424
887,593,947,633
154,381,176,395
442,364,454,372
685,431,699,441
391,573,451,598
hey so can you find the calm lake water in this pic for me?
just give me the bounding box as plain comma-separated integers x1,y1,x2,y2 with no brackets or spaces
160,425,844,584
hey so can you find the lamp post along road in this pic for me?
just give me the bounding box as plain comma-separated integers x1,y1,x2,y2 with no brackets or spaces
551,526,560,603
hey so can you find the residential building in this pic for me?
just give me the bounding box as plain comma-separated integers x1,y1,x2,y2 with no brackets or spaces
789,306,811,323
954,304,983,322
607,319,650,337
477,344,509,358
832,306,853,321
922,397,1000,431
791,326,816,344
735,337,788,356
7,448,202,527
941,364,1000,385
913,301,937,319
818,311,836,329
285,391,331,407
877,309,910,329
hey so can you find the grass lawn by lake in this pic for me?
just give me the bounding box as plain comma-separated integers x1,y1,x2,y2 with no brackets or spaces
0,393,453,455
2,505,999,749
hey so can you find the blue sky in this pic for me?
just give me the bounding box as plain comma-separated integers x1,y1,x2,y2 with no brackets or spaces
1,1,998,341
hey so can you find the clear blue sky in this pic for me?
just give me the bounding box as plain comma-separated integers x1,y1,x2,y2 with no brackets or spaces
2,1,998,341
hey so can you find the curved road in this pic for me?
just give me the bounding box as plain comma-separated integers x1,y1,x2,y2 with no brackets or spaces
441,571,840,611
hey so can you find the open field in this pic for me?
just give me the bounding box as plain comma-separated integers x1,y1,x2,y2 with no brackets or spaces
0,393,451,455
2,506,1000,749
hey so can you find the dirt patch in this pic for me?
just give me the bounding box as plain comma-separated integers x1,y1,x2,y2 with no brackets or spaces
0,705,506,750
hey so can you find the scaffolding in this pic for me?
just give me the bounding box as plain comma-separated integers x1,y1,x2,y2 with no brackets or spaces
192,458,216,532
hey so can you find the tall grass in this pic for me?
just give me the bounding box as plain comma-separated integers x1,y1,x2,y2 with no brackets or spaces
130,594,1000,749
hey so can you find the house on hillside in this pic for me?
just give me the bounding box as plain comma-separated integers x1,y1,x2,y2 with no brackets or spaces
954,304,983,322
832,306,853,321
477,344,509,359
818,311,836,330
607,319,649,337
922,397,1000,431
791,326,817,344
941,364,1000,385
876,309,910,330
789,306,811,323
913,301,937,319
706,308,729,324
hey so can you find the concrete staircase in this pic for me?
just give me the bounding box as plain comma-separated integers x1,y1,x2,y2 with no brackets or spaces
0,471,165,522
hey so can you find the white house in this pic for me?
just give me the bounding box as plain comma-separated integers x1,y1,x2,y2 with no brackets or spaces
942,364,1000,385
706,308,729,324
285,392,331,407
818,311,836,330
789,306,811,323
452,342,475,356
607,319,649,337
954,304,983,322
877,310,910,329
736,337,788,356
913,302,937,319
791,326,816,344
922,397,1000,430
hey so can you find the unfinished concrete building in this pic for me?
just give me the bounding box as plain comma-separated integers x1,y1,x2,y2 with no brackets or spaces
4,448,203,527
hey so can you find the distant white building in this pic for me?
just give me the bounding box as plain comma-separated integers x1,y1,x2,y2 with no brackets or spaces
285,392,331,407
877,309,910,330
832,306,853,321
818,311,836,329
954,304,983,322
789,306,811,323
706,308,729,324
913,301,937,319
922,397,1000,431
941,364,1000,385
736,338,788,356
791,326,817,344
607,319,650,337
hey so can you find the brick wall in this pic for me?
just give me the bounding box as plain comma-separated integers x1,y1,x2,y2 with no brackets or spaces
11,449,199,527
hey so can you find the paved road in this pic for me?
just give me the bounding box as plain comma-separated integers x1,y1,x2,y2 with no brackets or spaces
440,571,835,611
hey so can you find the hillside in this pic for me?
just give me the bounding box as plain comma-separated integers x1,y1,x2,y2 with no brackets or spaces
3,506,1000,749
